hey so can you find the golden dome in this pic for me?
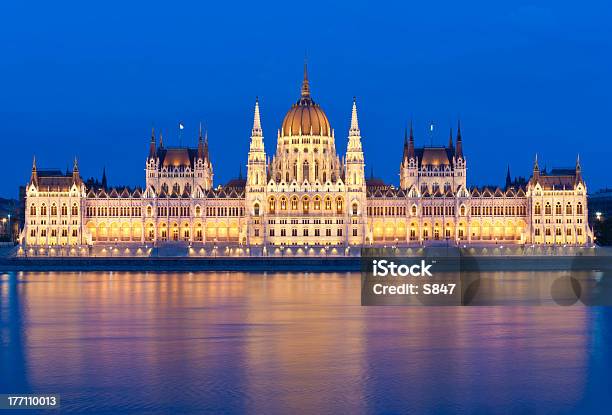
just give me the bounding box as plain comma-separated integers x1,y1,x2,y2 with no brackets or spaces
281,64,331,137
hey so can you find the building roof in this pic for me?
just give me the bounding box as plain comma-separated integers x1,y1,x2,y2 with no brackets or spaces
418,147,452,166
158,147,198,168
281,63,331,137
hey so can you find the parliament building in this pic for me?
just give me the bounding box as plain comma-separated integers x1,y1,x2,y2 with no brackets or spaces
21,66,593,255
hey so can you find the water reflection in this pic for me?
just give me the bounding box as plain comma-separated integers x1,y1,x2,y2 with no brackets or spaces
0,272,608,414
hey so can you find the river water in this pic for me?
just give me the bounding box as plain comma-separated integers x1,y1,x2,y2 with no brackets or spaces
1,271,611,414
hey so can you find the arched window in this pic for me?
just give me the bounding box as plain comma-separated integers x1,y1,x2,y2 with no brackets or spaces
577,202,583,215
71,203,78,216
566,203,572,215
161,183,169,194
269,197,276,213
147,206,153,216
280,197,287,210
172,183,180,194
253,203,260,216
51,204,57,216
412,205,417,216
61,204,68,216
352,203,358,215
195,206,201,216
303,161,309,182
336,197,344,214
555,202,562,215
314,196,321,210
545,203,551,215
184,183,191,195
291,197,298,210
30,204,36,216
293,161,298,179
314,161,319,180
325,197,332,210
535,203,541,215
302,197,309,213
460,205,466,216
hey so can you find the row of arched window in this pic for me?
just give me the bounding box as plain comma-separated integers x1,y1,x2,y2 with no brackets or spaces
86,206,142,217
266,195,345,214
30,203,78,216
471,206,527,216
534,202,583,215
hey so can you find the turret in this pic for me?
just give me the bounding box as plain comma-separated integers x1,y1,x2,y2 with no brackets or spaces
72,157,80,183
455,120,463,159
30,156,38,186
575,154,582,183
533,154,540,181
345,97,365,188
505,165,512,189
247,97,266,187
101,167,107,190
197,123,205,160
149,127,156,159
400,122,417,190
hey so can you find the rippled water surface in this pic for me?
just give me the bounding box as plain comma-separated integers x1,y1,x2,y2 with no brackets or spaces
1,272,612,414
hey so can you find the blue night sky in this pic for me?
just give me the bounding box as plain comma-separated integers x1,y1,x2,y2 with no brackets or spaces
1,0,611,198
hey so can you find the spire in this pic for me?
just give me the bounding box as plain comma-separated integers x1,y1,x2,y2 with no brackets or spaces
505,165,512,189
197,123,205,160
30,155,38,185
575,154,582,182
448,127,454,152
408,121,415,159
149,127,156,159
72,157,80,183
159,133,164,149
101,167,107,190
349,97,360,135
238,165,243,180
534,153,539,171
300,59,310,99
455,120,463,158
252,97,262,137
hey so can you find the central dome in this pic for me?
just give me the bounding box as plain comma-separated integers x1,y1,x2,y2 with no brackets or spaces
281,65,331,137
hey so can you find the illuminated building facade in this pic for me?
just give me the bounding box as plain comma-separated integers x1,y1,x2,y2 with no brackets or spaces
21,66,593,254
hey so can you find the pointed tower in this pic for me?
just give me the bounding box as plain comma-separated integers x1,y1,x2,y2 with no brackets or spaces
194,127,213,191
575,154,582,183
246,97,267,246
159,133,164,149
455,120,463,159
149,127,157,159
400,122,417,190
101,167,108,190
247,97,266,186
532,154,540,182
453,120,467,190
72,157,80,184
30,156,38,187
448,127,454,153
505,165,512,189
197,123,205,160
346,97,365,187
